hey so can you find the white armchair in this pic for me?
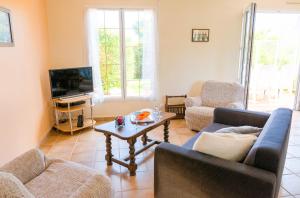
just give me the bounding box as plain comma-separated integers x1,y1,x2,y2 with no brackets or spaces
0,149,112,198
185,81,245,131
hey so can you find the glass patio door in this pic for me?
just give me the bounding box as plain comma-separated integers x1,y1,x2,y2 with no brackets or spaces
239,3,257,108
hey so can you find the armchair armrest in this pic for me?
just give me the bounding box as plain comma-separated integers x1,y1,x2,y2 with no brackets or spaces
0,149,47,184
155,143,276,198
213,107,270,128
185,96,202,108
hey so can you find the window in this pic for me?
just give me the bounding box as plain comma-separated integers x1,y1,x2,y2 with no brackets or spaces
87,9,157,100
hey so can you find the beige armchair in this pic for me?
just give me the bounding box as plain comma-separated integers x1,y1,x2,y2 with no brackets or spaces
185,81,244,131
0,149,112,198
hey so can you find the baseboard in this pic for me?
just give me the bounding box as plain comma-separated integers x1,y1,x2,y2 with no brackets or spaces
38,125,55,147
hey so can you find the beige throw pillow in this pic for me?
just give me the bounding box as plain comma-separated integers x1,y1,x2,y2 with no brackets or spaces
0,171,34,198
192,132,257,161
215,126,262,136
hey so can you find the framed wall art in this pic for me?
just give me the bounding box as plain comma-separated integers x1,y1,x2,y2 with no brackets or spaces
192,29,209,42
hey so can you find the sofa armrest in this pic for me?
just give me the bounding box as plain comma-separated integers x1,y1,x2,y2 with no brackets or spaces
226,102,245,109
155,143,276,198
71,174,113,198
213,107,270,128
185,96,202,108
0,149,47,184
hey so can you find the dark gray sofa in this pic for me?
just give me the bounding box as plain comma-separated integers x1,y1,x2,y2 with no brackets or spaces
154,107,292,198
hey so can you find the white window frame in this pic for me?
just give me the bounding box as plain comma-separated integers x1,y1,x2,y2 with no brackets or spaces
90,8,156,102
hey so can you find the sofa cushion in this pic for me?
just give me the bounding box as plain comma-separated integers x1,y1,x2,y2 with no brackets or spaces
183,123,231,149
192,132,257,161
215,126,262,136
185,106,215,131
201,81,244,108
0,149,46,184
25,159,111,198
244,108,292,174
0,171,34,198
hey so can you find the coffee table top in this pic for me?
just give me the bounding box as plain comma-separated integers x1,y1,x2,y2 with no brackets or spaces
95,112,176,140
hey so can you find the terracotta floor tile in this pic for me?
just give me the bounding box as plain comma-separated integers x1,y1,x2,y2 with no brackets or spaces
283,168,293,175
94,161,121,175
281,174,300,195
108,174,122,192
121,171,154,191
286,152,295,159
120,158,148,173
47,143,75,154
287,145,300,157
73,142,97,154
71,151,96,163
42,135,58,146
39,145,52,154
95,149,119,162
279,187,291,197
122,189,154,198
285,158,300,173
289,135,300,145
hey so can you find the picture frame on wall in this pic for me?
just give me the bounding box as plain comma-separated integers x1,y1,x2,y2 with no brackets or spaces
192,29,209,42
0,7,14,47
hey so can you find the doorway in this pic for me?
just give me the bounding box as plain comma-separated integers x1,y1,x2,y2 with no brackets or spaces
247,12,300,112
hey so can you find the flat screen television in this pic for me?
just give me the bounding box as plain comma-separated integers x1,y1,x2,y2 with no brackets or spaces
49,67,94,98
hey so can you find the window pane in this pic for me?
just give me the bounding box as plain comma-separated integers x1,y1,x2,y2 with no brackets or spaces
124,11,139,29
126,80,140,96
98,10,122,96
124,10,155,98
89,9,155,98
125,29,140,47
125,46,142,79
104,10,119,28
94,10,105,28
100,29,121,64
100,64,121,96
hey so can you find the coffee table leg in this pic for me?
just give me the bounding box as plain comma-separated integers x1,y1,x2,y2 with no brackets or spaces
141,134,148,146
127,138,137,176
164,120,170,143
105,134,112,166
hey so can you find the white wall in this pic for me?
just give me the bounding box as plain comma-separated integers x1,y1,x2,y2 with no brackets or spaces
0,0,52,165
46,0,300,117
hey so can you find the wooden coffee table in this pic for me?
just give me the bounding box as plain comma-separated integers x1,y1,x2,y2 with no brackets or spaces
95,112,176,176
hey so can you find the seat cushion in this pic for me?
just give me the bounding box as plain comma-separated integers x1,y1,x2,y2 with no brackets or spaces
25,159,111,198
185,106,215,131
0,172,34,198
215,126,262,136
183,123,231,149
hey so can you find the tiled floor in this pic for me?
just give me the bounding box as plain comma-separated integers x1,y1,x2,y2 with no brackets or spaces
40,112,300,198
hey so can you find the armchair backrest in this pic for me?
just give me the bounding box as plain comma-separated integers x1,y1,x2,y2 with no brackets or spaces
0,149,46,184
201,81,244,107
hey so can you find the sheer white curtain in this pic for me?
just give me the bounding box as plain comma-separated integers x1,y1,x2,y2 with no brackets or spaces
141,10,158,100
86,9,104,103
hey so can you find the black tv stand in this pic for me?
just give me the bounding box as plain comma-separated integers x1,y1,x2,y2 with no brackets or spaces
57,101,86,108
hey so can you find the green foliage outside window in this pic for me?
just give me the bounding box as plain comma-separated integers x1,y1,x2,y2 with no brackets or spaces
99,21,144,95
